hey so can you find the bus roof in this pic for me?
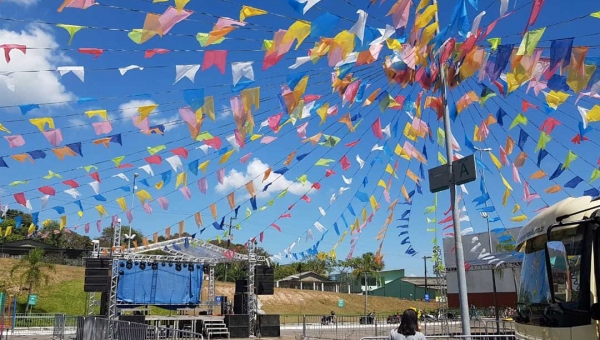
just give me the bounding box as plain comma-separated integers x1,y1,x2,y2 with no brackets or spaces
516,196,596,249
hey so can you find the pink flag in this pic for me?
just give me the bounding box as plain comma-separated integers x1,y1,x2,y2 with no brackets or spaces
84,223,90,233
304,94,321,103
540,117,560,134
280,213,291,219
205,136,222,150
327,105,338,116
523,181,540,205
234,129,245,148
230,96,244,120
126,209,133,223
240,153,252,164
0,44,26,63
217,168,225,184
371,118,383,139
159,7,193,35
202,50,228,74
296,122,309,139
197,178,208,194
42,129,63,147
157,197,169,210
4,135,25,148
301,195,311,203
92,121,113,135
215,17,246,29
96,220,101,232
268,113,283,132
179,107,197,126
261,136,277,144
180,186,192,200
259,232,264,243
512,164,521,184
58,0,95,12
499,147,509,166
143,202,153,214
132,115,150,131
270,223,281,232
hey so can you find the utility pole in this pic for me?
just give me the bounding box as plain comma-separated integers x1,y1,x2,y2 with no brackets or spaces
363,272,368,316
125,173,139,253
224,216,237,283
432,0,472,337
476,147,500,334
423,256,432,296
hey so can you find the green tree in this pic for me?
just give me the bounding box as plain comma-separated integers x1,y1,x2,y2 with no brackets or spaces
9,248,56,294
98,226,145,248
494,240,516,279
273,262,298,280
348,252,385,286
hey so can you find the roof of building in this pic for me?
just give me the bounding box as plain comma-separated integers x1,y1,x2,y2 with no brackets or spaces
3,239,59,249
445,251,524,271
401,277,446,290
278,271,332,282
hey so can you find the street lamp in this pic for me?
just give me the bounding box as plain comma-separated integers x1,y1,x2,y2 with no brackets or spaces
475,147,500,334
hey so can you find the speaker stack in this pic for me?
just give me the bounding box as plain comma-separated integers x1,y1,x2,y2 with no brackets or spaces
84,258,111,293
225,315,250,338
258,315,280,337
254,266,274,295
234,279,248,315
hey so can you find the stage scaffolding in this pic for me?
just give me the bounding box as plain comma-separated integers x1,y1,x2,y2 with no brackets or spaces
90,231,267,340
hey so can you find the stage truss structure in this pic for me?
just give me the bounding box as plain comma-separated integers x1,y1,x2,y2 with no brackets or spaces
91,221,268,339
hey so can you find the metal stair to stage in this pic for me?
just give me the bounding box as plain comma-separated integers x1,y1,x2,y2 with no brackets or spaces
203,318,230,340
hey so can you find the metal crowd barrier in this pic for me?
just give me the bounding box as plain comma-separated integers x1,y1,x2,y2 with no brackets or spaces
301,314,516,340
359,336,516,340
75,316,205,340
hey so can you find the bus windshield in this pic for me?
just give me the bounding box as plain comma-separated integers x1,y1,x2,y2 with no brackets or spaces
517,224,586,327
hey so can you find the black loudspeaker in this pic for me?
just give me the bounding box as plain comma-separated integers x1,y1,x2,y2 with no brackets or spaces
235,279,248,294
119,315,146,324
218,296,228,315
84,258,110,293
254,266,274,295
233,294,248,315
258,314,280,337
225,315,250,338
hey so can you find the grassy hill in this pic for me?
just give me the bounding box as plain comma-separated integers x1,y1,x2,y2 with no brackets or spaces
0,259,430,316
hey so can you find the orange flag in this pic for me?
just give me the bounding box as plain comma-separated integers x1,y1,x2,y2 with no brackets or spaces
544,185,562,194
530,170,546,179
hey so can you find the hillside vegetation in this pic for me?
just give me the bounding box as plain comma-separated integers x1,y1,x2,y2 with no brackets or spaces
0,259,430,316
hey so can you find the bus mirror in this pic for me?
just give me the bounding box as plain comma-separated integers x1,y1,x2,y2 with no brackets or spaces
546,241,570,303
590,303,600,320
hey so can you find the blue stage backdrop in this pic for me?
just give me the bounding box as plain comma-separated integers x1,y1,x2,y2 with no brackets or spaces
116,261,203,306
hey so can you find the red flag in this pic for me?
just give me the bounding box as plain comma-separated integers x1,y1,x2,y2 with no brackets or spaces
371,117,383,139
259,232,264,243
339,155,351,171
144,155,162,165
144,48,170,58
301,195,311,203
38,186,56,196
171,147,189,159
325,169,336,177
78,48,103,58
202,50,228,74
311,182,321,190
13,192,26,207
62,179,79,188
270,223,281,232
344,139,360,147
90,172,101,182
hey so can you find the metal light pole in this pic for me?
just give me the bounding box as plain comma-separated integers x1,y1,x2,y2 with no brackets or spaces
432,0,472,336
126,173,139,252
363,272,368,316
224,216,237,283
423,256,432,296
476,147,500,334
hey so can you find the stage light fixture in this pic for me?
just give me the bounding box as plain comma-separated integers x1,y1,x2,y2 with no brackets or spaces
196,264,201,270
119,270,124,275
183,264,187,268
168,262,173,267
175,263,182,271
161,262,166,267
134,261,139,266
126,260,133,270
152,262,158,270
139,262,146,270
188,263,194,272
119,262,125,268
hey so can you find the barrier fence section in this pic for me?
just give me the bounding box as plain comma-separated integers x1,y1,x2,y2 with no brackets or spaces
75,316,205,340
359,336,515,340
301,315,516,340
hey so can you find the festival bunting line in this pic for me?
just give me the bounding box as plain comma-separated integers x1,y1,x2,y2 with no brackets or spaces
464,81,600,196
14,68,390,239
0,63,384,188
270,113,405,259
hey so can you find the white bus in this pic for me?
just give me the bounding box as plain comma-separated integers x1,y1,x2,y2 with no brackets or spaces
514,196,600,339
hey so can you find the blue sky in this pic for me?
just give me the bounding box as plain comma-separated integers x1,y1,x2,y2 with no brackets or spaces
0,0,599,278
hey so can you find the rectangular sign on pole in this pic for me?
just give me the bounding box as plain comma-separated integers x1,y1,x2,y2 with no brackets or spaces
428,164,450,193
452,154,477,186
337,299,344,308
27,294,38,306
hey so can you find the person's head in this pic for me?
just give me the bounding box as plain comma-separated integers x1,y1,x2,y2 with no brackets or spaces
398,309,419,336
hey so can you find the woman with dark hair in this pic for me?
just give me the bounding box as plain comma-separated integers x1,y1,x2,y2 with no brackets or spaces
389,309,426,340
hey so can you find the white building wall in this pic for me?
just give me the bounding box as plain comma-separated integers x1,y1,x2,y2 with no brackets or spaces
443,227,522,294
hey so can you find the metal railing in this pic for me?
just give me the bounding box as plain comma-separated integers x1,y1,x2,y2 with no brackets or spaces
75,316,204,340
301,315,515,340
0,313,77,336
359,336,515,340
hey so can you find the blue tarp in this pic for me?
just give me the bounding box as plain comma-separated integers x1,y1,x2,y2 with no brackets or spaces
117,261,203,305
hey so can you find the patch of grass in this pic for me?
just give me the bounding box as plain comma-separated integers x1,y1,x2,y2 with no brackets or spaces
0,259,433,317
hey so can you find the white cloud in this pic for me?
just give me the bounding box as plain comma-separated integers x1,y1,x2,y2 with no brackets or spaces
215,158,311,199
407,273,417,277
0,24,74,106
67,117,87,129
218,104,231,120
3,0,39,7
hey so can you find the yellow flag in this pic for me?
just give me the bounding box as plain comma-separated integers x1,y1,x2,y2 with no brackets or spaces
174,0,190,12
147,145,166,155
155,181,164,190
546,90,570,109
284,20,311,49
0,122,10,134
587,105,600,123
489,152,502,169
240,5,268,21
95,205,108,218
199,160,210,173
116,197,128,212
138,105,158,122
502,189,510,207
510,215,528,222
219,149,235,164
4,226,12,237
136,190,153,204
414,4,437,28
377,179,387,190
28,223,35,235
512,204,521,214
385,164,397,178
56,24,84,45
85,110,108,120
317,103,329,125
176,172,187,189
370,195,379,212
29,117,55,132
60,216,66,230
501,174,513,191
591,169,600,183
562,151,577,169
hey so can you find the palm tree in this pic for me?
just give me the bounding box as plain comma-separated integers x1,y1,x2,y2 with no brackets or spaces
10,248,56,294
349,252,385,315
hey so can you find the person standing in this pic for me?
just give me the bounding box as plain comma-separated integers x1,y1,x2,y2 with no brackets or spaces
388,309,426,340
